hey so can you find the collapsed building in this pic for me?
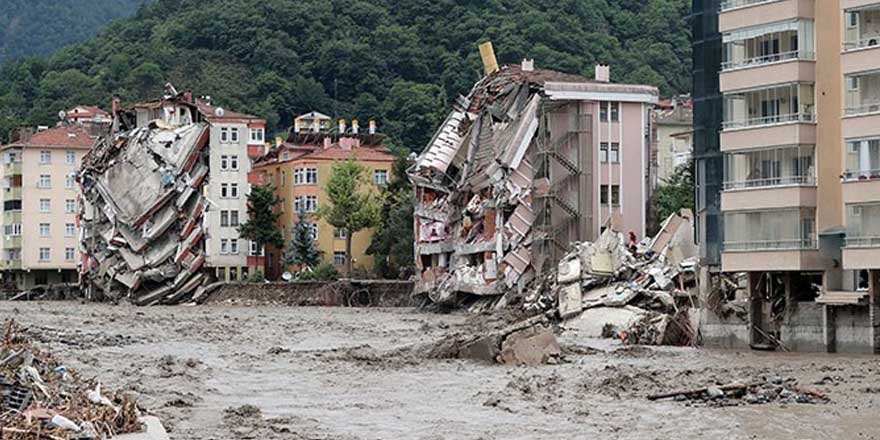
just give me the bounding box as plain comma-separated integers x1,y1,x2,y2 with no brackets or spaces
77,85,259,305
410,53,659,306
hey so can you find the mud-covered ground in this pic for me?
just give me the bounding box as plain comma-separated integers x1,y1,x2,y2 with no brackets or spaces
3,301,880,440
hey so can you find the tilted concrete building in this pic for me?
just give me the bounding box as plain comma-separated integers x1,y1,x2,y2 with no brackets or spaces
701,0,880,352
410,58,658,305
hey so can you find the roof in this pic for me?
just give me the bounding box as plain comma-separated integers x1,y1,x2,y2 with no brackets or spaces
295,111,331,121
4,126,97,150
68,105,109,119
195,101,259,121
253,141,395,170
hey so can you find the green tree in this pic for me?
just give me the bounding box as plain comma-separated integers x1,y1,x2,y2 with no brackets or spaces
654,162,695,222
368,155,415,279
286,207,320,269
318,159,380,277
238,183,284,277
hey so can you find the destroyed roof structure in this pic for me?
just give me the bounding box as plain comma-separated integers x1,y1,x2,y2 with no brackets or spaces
410,56,658,307
78,85,214,305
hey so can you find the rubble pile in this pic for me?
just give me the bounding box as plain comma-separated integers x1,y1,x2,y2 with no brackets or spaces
537,210,700,346
649,376,830,406
0,320,142,439
78,89,211,305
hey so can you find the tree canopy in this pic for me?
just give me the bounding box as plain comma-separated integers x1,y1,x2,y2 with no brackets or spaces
0,0,691,148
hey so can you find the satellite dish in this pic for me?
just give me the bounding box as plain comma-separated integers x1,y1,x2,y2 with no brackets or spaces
58,110,67,120
282,272,293,282
214,107,225,117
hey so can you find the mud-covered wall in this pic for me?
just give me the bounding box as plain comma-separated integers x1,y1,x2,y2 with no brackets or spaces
698,308,750,349
833,305,874,354
781,303,825,352
205,281,417,307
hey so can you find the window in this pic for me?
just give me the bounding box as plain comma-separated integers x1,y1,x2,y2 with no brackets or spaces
65,248,75,261
221,183,239,198
220,127,229,142
334,251,346,266
250,128,264,143
39,223,50,237
4,224,21,236
600,102,620,122
294,168,318,185
220,239,229,254
249,241,264,256
65,199,75,214
295,195,318,213
308,224,318,241
230,266,238,280
599,143,608,162
65,223,75,237
230,239,239,254
374,169,388,185
65,173,75,189
230,210,239,227
40,150,51,164
39,248,50,261
38,175,51,188
334,228,348,239
609,143,620,163
847,76,860,92
599,185,620,206
610,102,619,122
220,155,239,171
230,128,240,142
221,210,229,227
40,199,50,213
65,151,76,164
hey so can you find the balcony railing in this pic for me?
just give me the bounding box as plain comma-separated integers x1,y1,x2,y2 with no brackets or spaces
844,101,880,116
842,168,880,182
845,236,880,248
720,0,777,12
721,50,813,71
724,238,817,251
723,175,815,190
844,36,880,51
722,112,815,130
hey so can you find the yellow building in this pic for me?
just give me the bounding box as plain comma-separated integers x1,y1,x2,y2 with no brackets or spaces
251,133,395,278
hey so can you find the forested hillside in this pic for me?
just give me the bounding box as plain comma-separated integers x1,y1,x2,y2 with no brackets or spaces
0,0,691,149
0,0,147,64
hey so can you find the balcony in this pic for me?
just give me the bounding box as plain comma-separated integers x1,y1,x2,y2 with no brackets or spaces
3,162,21,176
720,0,814,33
843,202,880,269
842,138,880,203
721,20,815,91
722,208,824,271
723,145,815,188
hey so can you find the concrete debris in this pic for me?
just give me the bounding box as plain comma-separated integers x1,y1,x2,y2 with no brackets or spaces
0,320,145,439
649,377,830,406
436,314,561,366
533,210,700,346
79,86,211,305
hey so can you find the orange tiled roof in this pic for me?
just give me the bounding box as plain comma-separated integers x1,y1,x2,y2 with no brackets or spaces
12,126,96,149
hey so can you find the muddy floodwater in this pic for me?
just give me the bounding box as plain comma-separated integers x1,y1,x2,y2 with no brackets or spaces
3,302,879,439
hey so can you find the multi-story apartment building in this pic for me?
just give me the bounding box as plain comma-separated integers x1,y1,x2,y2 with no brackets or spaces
0,125,96,288
703,0,880,352
654,96,694,184
250,124,394,279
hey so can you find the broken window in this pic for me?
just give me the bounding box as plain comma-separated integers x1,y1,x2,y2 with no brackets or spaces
38,175,51,189
334,251,346,266
65,247,75,261
39,223,50,237
65,150,76,164
65,223,75,237
39,247,50,261
374,169,388,185
65,199,75,214
40,199,50,213
40,150,51,164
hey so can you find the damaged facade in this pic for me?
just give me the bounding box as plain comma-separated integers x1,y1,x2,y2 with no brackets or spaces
78,86,265,304
410,55,658,305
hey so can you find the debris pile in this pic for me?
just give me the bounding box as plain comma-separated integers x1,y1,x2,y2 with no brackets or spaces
539,210,700,346
648,376,830,406
0,320,143,439
429,314,561,366
78,87,211,305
